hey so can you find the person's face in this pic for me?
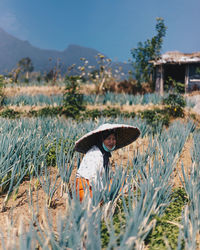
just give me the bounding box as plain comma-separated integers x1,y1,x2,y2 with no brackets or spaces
103,133,116,150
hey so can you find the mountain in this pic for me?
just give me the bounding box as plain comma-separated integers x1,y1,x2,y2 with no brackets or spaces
0,28,132,78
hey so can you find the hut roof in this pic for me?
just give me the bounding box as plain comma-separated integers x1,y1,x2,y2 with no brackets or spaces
151,51,200,65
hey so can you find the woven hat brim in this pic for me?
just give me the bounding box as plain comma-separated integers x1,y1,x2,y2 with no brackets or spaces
74,124,140,153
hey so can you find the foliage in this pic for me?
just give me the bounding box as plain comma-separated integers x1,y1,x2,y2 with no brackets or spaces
138,94,187,131
62,76,85,118
195,66,200,75
18,57,34,73
131,18,167,87
17,57,34,82
3,92,166,107
0,75,5,105
66,55,124,95
93,53,113,94
28,106,62,117
101,198,126,248
84,92,166,106
44,69,56,83
45,138,74,167
10,57,34,83
15,106,135,120
165,76,185,93
0,108,21,119
84,107,136,120
139,108,170,131
179,134,200,249
44,58,61,84
146,188,187,249
163,94,186,117
101,188,187,249
3,94,63,106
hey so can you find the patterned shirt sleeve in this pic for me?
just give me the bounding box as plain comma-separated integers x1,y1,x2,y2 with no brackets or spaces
76,146,105,188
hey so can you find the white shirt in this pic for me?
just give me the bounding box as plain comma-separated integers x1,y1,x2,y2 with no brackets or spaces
76,145,106,189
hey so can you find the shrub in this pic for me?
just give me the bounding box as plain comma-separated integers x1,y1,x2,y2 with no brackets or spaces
102,107,121,117
165,76,185,93
163,94,186,118
146,188,187,249
0,108,21,119
46,138,74,167
0,75,5,105
28,107,62,117
139,109,170,128
62,76,85,118
84,107,136,120
84,109,102,120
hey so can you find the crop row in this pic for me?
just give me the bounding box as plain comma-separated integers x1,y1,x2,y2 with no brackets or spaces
179,131,200,249
0,117,148,197
3,92,196,109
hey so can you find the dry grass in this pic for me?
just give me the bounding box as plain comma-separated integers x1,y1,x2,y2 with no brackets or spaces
4,86,65,97
4,84,200,97
4,83,97,97
87,103,162,112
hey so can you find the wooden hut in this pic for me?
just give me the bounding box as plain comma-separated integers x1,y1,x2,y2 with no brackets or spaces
151,51,200,94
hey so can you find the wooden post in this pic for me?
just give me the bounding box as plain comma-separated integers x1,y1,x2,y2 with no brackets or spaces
160,65,164,96
155,65,164,95
155,66,160,92
185,64,189,93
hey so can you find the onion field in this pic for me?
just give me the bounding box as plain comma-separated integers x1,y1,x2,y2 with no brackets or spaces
3,92,166,107
0,113,199,249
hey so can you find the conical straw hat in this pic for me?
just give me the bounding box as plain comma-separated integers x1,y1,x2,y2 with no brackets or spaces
74,123,140,153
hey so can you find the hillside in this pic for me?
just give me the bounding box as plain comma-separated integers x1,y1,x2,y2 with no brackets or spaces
0,28,132,76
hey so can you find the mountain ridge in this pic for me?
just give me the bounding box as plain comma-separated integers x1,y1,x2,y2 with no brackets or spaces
0,27,132,77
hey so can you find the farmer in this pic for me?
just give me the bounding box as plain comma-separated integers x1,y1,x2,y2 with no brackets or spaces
74,123,140,202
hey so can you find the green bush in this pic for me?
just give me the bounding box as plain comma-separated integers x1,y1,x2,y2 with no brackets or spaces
165,77,185,93
84,107,136,120
84,109,102,120
101,198,127,248
139,109,170,128
163,94,186,118
0,108,21,119
45,138,74,167
62,76,85,119
101,188,187,249
28,106,62,117
146,188,187,249
102,107,121,118
0,75,5,105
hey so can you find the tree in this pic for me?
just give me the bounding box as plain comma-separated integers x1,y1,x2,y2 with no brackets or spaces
131,18,167,87
0,75,5,105
11,67,21,83
17,57,34,82
44,58,61,84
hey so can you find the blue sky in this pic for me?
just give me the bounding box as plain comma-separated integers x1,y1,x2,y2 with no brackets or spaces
0,0,200,62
